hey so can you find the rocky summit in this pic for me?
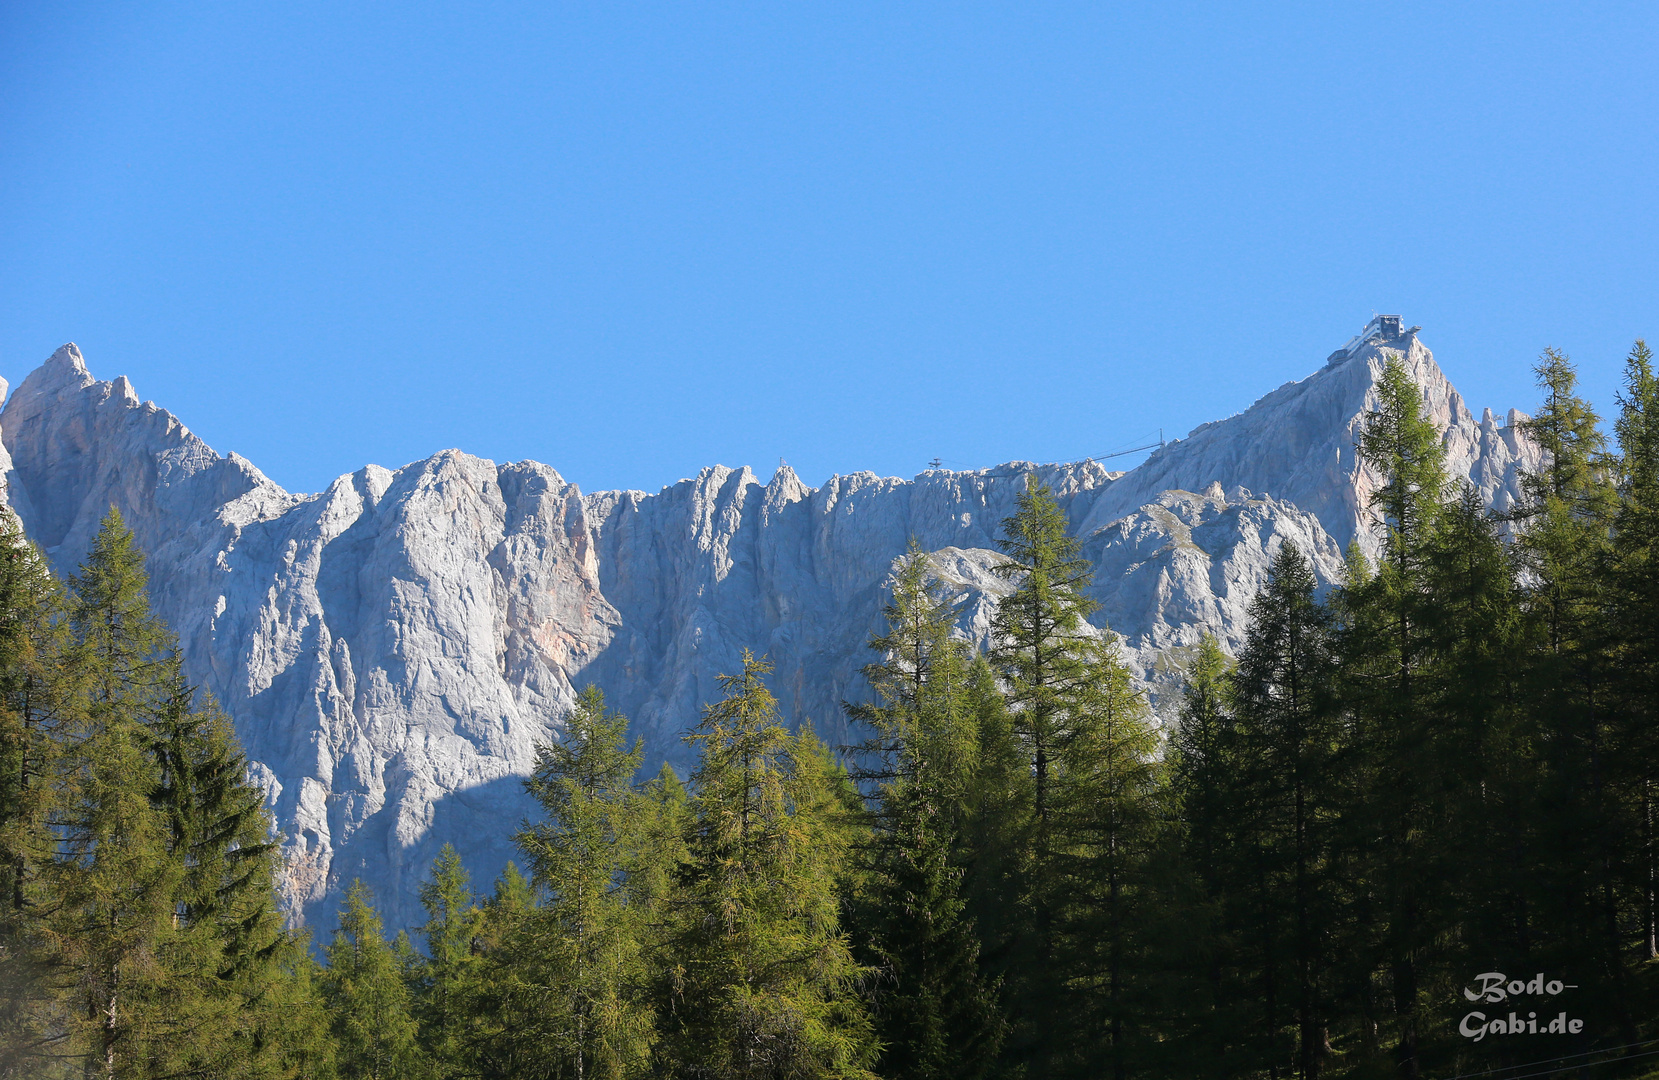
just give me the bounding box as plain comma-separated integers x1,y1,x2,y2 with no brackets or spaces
0,317,1540,931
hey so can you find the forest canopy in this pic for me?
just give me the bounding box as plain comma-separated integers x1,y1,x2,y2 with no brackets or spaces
3,345,1659,1079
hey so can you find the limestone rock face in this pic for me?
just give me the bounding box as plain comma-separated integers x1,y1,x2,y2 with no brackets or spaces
0,323,1540,931
1085,320,1536,553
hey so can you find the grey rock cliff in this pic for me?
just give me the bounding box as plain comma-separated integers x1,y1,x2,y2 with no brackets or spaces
0,321,1540,931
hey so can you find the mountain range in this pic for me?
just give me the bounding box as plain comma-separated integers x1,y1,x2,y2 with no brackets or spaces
0,316,1540,931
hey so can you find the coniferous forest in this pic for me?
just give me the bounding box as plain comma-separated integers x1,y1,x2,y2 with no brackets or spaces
6,347,1659,1080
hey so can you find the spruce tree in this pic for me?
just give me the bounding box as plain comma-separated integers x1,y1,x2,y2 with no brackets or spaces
955,653,1034,1067
415,845,483,1076
0,518,67,1077
322,881,427,1080
140,652,296,1078
1049,622,1158,1080
1511,348,1629,1035
46,508,181,1079
1163,636,1250,1071
849,541,1005,1080
510,685,655,1079
989,476,1163,1077
1229,542,1339,1080
658,650,877,1080
1422,487,1527,988
1343,358,1449,1078
1167,636,1234,937
986,477,1095,1070
1605,339,1659,1020
0,509,314,1078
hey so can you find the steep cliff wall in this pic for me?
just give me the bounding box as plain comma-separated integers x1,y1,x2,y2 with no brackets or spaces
0,325,1539,930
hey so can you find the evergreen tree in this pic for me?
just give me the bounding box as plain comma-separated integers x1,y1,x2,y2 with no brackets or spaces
658,650,877,1080
986,477,1097,1070
510,685,655,1080
45,508,182,1079
1342,358,1450,1078
0,518,68,1077
1162,636,1249,1073
1422,487,1528,987
990,478,1098,830
415,845,483,1076
491,860,536,919
631,762,689,915
848,541,1005,1080
988,476,1164,1077
140,652,295,1078
1511,347,1629,1037
1605,339,1659,1022
0,507,337,1078
322,881,427,1080
259,934,342,1080
465,861,541,1080
1229,543,1339,1080
1168,636,1233,887
955,654,1034,1069
1047,628,1158,1080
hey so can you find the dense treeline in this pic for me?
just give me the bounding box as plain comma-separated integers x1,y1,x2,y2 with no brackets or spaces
0,510,332,1078
4,346,1659,1078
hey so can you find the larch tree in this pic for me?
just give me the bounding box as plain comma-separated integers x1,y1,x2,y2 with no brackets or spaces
46,509,180,1080
1342,357,1450,1079
658,650,877,1080
848,540,1005,1080
0,517,67,1077
1229,542,1340,1080
322,881,427,1080
510,686,656,1080
414,844,483,1077
1510,347,1630,1034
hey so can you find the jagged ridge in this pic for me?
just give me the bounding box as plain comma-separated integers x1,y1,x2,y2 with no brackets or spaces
0,323,1539,930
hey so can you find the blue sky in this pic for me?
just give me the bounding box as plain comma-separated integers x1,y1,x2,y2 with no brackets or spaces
2,3,1655,496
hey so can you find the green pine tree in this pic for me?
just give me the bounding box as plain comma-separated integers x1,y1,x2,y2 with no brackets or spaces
1342,358,1451,1078
1166,636,1234,933
658,650,878,1080
1510,347,1631,1039
45,508,182,1079
1422,485,1528,996
466,861,540,1080
491,860,536,919
1605,339,1659,1018
0,518,68,1078
848,541,1005,1080
509,685,656,1080
1229,542,1340,1080
322,881,428,1080
989,476,1161,1076
415,844,483,1076
261,934,341,1080
955,653,1034,1072
1048,620,1158,1080
139,652,295,1078
1161,636,1248,1072
990,478,1099,831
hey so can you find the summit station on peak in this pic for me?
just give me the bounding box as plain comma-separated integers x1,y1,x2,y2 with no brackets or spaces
1325,314,1423,367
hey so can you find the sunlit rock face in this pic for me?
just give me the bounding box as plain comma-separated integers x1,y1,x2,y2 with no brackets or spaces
0,321,1540,931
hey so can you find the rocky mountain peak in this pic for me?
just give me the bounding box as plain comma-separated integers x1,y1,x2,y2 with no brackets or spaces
0,321,1541,931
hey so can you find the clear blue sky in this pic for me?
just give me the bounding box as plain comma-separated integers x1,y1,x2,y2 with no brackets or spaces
2,3,1655,496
